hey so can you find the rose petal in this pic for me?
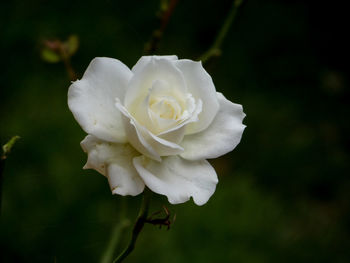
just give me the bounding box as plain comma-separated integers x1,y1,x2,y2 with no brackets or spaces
68,57,132,142
131,55,178,74
180,92,246,161
124,57,187,111
174,59,219,134
81,135,144,196
133,155,218,205
107,163,144,196
132,80,179,134
157,98,202,143
117,104,161,161
131,82,200,144
115,100,184,161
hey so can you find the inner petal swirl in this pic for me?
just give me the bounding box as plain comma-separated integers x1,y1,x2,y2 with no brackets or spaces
127,77,202,138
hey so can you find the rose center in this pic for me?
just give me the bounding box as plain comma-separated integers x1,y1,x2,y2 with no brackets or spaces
149,96,181,120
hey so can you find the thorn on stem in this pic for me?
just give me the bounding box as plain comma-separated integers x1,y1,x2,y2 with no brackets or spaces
145,205,175,230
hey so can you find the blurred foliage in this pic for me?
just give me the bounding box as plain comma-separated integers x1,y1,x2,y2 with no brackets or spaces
0,0,349,262
40,35,79,63
41,48,61,63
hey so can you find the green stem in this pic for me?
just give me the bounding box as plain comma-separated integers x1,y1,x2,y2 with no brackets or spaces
199,0,244,64
0,136,20,215
112,189,151,263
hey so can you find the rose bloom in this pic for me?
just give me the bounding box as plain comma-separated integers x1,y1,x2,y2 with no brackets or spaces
68,56,245,205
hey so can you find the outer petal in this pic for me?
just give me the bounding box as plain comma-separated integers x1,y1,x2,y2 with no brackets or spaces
131,55,178,74
174,59,220,134
180,92,246,161
133,155,218,205
81,135,144,196
68,57,132,143
115,100,184,161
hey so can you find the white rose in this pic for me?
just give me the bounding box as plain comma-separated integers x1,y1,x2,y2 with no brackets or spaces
68,55,246,205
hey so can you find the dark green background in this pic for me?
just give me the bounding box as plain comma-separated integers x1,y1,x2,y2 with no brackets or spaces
1,0,349,262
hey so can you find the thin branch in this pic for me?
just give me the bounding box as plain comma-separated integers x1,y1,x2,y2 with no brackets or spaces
199,0,244,64
61,54,77,81
42,37,78,81
143,0,179,55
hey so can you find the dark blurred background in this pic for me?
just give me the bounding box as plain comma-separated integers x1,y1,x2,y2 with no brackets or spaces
1,0,349,262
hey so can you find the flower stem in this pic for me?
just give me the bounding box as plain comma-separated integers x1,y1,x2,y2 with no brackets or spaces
199,0,244,64
112,188,151,263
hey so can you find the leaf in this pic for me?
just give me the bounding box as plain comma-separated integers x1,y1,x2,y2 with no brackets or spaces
2,136,20,159
66,35,79,56
41,49,61,63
